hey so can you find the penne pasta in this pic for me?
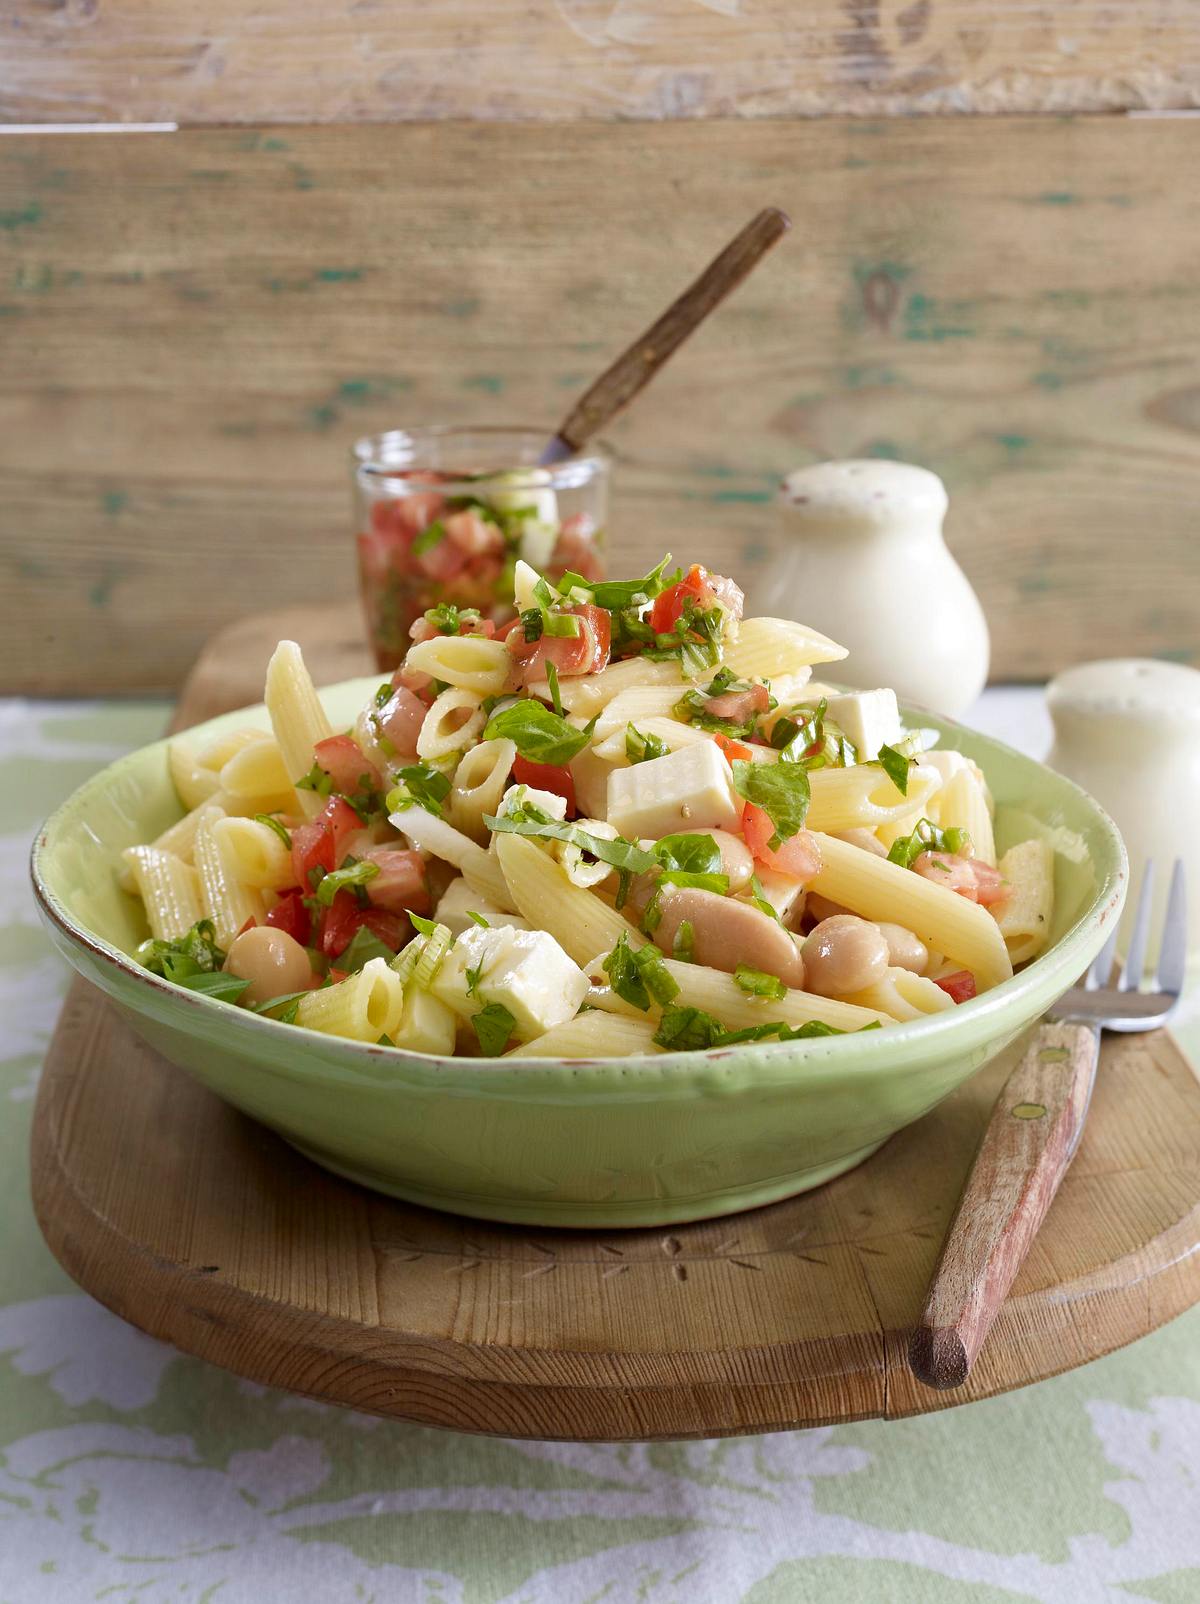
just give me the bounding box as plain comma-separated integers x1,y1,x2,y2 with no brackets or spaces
723,617,847,681
123,846,204,941
168,738,223,811
192,803,267,947
416,688,485,761
404,633,512,696
592,717,712,765
994,838,1054,965
528,655,699,717
507,1011,663,1058
929,758,997,868
218,736,296,812
447,736,517,842
265,640,333,819
808,832,1013,991
494,833,639,965
842,967,956,1022
212,816,295,891
295,958,405,1043
593,687,692,739
663,959,890,1033
806,762,940,835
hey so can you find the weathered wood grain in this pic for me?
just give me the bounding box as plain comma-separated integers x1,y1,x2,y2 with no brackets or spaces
2,117,1199,693
3,0,1199,124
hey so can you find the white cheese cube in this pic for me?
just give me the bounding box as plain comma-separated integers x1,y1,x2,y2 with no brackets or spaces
431,925,590,1041
822,689,902,761
497,783,568,822
606,741,742,840
393,986,457,1055
434,876,530,937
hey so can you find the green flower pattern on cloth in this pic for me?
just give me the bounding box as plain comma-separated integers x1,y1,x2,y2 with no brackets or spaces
4,699,1200,1604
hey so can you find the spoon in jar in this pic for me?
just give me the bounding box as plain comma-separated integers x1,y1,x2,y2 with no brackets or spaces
539,207,791,467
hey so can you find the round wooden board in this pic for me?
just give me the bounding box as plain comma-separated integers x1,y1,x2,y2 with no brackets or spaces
29,607,1200,1440
32,981,1200,1441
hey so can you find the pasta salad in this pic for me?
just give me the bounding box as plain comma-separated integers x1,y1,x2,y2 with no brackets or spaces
125,557,1055,1058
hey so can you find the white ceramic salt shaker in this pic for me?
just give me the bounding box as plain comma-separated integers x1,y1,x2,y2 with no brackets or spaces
1047,658,1200,960
756,459,989,717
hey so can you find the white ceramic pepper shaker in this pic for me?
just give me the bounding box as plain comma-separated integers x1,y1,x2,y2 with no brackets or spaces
1047,658,1200,960
756,460,989,717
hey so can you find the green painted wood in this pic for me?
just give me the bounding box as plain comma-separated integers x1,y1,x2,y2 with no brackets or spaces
1,118,1198,693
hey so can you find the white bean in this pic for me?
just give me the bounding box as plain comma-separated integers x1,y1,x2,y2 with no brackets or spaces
225,926,313,1007
877,922,929,974
652,888,805,988
801,915,890,997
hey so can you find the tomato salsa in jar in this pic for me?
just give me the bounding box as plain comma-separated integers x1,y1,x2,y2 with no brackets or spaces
353,426,610,671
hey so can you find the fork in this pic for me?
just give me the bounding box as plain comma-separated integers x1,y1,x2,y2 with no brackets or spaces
909,859,1187,1390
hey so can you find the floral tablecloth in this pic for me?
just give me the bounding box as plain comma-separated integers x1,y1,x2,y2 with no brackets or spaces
4,693,1199,1604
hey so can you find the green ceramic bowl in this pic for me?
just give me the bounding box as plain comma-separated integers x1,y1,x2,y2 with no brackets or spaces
32,679,1126,1228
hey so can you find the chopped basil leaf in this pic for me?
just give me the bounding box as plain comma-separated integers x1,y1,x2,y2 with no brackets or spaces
730,760,812,850
466,910,491,928
733,964,787,1001
674,667,771,739
182,971,253,1003
541,612,582,639
558,555,675,612
377,1033,397,1047
255,813,292,849
252,989,311,1023
653,833,722,876
520,607,544,643
641,885,664,933
409,912,439,937
545,661,563,719
487,806,655,876
641,599,725,678
374,680,394,708
672,920,695,963
387,762,452,818
294,760,334,798
315,858,380,906
337,923,393,971
657,870,729,893
875,743,912,796
483,701,597,766
464,961,484,997
610,608,659,655
472,1002,515,1056
412,519,446,556
422,601,480,636
652,1005,724,1051
602,932,680,1011
747,872,782,923
887,818,973,870
626,724,669,764
137,919,227,983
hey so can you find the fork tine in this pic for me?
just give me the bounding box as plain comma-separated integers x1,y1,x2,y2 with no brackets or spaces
1087,921,1121,989
1155,859,1188,998
1118,860,1155,992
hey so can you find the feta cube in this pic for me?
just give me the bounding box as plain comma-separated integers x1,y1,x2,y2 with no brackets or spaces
431,925,589,1041
822,689,902,762
606,741,742,840
434,876,530,937
497,783,568,822
394,986,457,1055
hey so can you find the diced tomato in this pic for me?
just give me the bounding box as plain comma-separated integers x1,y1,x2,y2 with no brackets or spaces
265,891,311,946
359,908,412,950
319,795,364,861
376,686,427,756
934,970,978,1004
415,532,470,583
550,513,602,581
649,566,712,635
390,663,436,704
511,756,577,817
507,603,611,682
409,612,497,646
356,528,401,592
741,804,823,880
291,820,337,890
235,915,257,938
969,860,1010,908
713,733,753,762
389,490,447,541
313,735,382,799
444,508,505,557
328,968,349,984
495,617,523,642
319,888,364,959
362,847,431,916
705,570,745,621
704,684,770,725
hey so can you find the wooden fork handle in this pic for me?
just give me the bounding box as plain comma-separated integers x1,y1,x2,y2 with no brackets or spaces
909,1020,1098,1390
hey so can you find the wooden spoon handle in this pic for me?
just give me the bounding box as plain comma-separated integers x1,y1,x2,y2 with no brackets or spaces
909,1019,1098,1390
551,207,790,455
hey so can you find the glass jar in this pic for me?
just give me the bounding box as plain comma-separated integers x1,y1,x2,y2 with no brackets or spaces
352,426,610,671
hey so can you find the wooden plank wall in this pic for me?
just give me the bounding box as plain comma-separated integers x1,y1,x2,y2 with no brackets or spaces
4,0,1199,122
2,118,1199,693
